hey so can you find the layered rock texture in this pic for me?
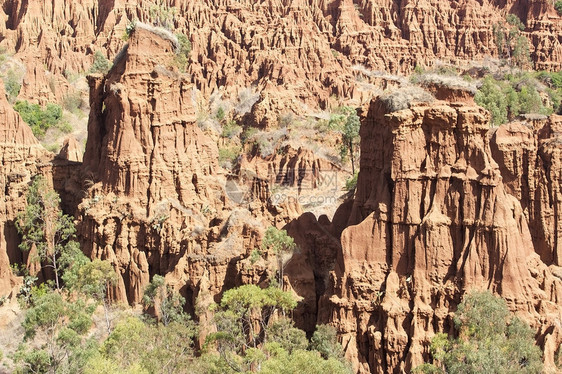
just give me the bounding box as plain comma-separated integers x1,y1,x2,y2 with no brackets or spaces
76,26,303,325
0,83,51,294
0,1,562,373
295,93,562,372
1,0,561,119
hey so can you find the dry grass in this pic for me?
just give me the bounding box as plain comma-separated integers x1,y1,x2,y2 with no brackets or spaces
379,86,435,112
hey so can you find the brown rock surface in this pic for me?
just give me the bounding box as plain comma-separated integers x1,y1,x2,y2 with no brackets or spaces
0,82,51,295
288,94,562,372
77,25,302,318
0,0,561,114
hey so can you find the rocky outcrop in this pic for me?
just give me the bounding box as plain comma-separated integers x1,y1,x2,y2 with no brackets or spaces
293,94,562,373
1,0,561,116
0,82,51,295
77,25,303,317
490,117,562,266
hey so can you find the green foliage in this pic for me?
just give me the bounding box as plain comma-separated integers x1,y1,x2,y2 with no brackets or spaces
493,14,530,68
506,14,524,31
216,106,226,121
16,289,97,374
13,101,68,139
218,146,241,167
260,348,352,374
329,106,360,173
415,291,543,374
310,324,345,361
4,69,21,102
148,2,177,29
262,227,297,288
89,51,111,74
205,285,350,373
345,172,358,192
90,316,196,373
250,249,262,264
124,20,136,40
267,318,308,353
222,120,242,139
475,73,555,126
16,176,80,290
142,275,188,326
556,1,562,15
174,33,191,73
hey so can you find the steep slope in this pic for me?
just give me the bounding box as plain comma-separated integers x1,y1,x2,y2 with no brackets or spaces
288,92,562,373
0,0,560,119
0,82,51,295
77,25,302,321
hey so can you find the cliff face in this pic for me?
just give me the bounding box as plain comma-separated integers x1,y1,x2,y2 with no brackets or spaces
303,94,562,372
1,0,561,116
0,83,51,294
77,26,304,321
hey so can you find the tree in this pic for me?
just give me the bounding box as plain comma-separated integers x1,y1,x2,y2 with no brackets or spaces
16,288,96,374
206,285,298,371
309,324,345,361
88,316,196,374
261,227,297,289
16,175,79,290
89,51,111,74
70,259,118,334
142,275,188,326
174,33,191,72
329,107,361,174
414,291,543,374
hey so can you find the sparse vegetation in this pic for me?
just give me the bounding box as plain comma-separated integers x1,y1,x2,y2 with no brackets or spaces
345,172,358,191
493,14,531,68
414,291,543,374
89,51,111,74
4,68,22,102
62,91,84,114
328,106,361,173
379,86,434,112
262,227,297,289
219,146,242,168
13,101,69,139
475,72,559,126
174,33,191,72
556,1,562,15
15,176,80,290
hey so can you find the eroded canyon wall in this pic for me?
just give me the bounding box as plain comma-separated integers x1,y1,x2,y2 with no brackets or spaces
0,0,561,118
300,92,562,373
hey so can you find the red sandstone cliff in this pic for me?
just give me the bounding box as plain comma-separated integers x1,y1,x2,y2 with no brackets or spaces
0,82,51,295
288,92,562,373
77,26,302,323
0,0,561,118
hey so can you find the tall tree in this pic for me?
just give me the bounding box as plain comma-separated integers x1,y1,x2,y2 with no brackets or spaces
16,176,79,290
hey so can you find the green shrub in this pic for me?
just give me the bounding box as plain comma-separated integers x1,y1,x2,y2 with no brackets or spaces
174,33,191,72
415,291,543,374
345,172,358,191
555,1,562,15
4,69,21,102
475,73,555,125
222,120,242,139
13,101,67,138
218,146,241,167
89,51,111,74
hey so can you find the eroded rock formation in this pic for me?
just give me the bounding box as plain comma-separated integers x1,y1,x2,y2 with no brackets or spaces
294,93,562,373
76,26,302,323
0,83,51,295
1,0,561,119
